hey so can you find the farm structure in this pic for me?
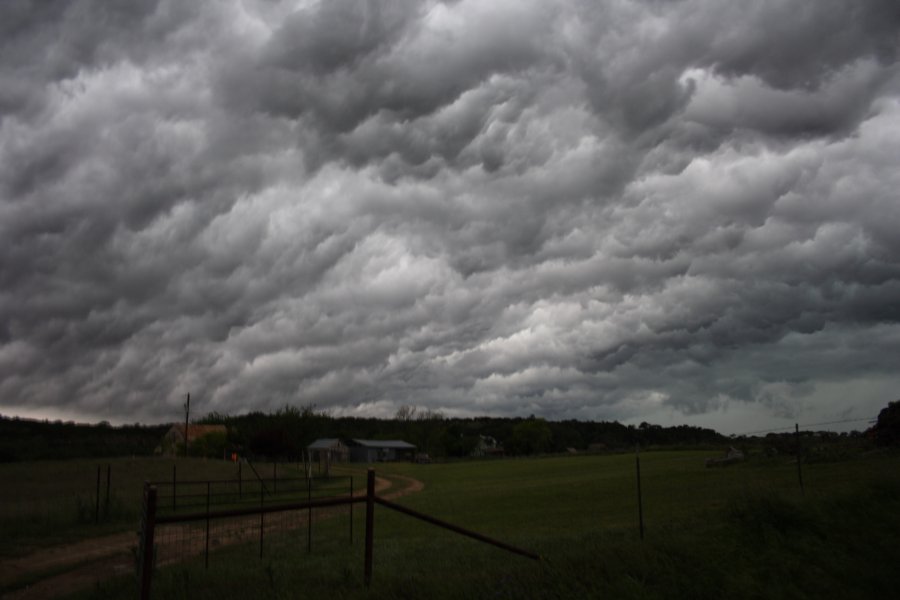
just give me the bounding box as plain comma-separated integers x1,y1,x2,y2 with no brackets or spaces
307,438,350,463
348,439,416,462
471,435,504,458
136,469,538,598
157,424,227,456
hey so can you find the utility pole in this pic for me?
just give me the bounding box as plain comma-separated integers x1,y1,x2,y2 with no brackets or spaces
183,393,190,458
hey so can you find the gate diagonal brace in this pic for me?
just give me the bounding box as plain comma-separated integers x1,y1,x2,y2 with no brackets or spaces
373,495,541,561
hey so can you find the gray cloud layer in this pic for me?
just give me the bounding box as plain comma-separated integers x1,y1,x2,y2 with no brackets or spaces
2,0,899,430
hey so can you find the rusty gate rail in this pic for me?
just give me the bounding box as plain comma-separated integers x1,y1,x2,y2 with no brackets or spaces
154,494,364,525
373,495,540,560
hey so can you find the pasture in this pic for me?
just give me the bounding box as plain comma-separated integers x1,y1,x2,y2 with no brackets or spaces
0,457,311,556
3,449,899,599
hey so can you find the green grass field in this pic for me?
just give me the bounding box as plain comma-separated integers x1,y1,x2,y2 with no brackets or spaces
0,457,289,556
4,449,899,599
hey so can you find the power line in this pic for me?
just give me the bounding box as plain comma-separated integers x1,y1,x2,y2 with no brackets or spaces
736,416,876,437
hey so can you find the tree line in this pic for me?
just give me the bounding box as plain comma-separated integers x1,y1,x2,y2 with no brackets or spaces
0,415,168,462
5,400,896,462
193,405,727,460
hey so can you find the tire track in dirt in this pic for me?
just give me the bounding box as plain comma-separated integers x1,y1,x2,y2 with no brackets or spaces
0,473,423,600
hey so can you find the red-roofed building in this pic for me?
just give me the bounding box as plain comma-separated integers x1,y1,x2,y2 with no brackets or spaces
158,424,228,456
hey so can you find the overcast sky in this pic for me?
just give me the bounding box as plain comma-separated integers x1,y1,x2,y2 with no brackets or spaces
2,0,899,433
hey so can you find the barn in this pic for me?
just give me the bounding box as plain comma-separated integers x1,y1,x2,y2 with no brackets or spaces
347,439,416,463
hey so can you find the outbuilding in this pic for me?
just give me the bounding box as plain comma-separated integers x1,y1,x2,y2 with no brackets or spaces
158,424,227,457
307,438,350,463
347,439,416,463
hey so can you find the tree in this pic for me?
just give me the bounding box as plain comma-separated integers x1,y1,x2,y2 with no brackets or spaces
395,405,417,421
507,418,553,455
871,400,900,446
190,431,227,458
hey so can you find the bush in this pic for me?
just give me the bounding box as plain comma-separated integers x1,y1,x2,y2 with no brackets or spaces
871,400,900,447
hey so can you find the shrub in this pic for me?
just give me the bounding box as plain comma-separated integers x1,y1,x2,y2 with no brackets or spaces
871,400,900,447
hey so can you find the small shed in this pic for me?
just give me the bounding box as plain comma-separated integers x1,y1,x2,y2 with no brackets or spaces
348,439,416,463
307,438,350,463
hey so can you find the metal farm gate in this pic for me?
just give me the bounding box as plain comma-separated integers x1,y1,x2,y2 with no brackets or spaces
136,469,539,599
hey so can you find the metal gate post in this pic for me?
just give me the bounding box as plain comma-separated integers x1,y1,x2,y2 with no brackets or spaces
635,447,644,540
307,476,312,552
796,423,804,495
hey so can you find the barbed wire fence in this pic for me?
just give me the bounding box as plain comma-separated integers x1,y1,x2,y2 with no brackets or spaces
734,416,877,437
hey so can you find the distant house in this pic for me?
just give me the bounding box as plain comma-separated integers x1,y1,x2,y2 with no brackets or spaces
158,424,227,456
307,438,350,463
470,435,504,458
347,439,416,463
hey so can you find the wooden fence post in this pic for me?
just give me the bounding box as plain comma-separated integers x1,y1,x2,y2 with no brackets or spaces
349,476,354,544
95,465,101,524
259,480,265,558
205,481,211,569
139,484,157,600
307,476,312,552
364,469,375,587
105,464,111,518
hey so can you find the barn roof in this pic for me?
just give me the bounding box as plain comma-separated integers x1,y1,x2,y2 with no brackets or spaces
307,438,345,450
350,439,416,449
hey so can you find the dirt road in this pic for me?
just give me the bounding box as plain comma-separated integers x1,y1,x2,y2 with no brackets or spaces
1,473,423,600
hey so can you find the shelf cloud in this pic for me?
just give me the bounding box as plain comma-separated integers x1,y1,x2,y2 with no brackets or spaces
2,0,899,432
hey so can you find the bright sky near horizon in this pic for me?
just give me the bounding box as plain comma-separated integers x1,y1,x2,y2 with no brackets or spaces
1,0,899,434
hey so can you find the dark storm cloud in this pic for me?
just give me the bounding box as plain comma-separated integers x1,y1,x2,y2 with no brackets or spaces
1,0,899,430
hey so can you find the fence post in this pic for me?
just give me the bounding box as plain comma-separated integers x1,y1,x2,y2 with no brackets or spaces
105,464,111,518
349,476,353,544
307,476,312,552
138,484,157,600
795,423,804,495
635,446,644,540
205,481,211,569
274,461,277,495
364,469,375,587
259,480,265,558
238,462,242,500
173,464,177,512
95,465,101,524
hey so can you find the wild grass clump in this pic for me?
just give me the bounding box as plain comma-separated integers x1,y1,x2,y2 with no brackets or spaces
725,492,822,538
